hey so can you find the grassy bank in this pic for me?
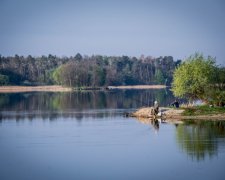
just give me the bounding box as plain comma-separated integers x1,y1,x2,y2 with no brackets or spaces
182,106,225,116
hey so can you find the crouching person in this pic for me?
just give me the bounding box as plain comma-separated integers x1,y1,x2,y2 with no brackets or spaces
171,99,180,108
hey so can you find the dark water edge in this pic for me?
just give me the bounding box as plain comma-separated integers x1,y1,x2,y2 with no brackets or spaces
0,90,225,180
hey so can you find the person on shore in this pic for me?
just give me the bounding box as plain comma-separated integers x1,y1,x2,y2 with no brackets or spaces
153,100,159,115
171,99,179,108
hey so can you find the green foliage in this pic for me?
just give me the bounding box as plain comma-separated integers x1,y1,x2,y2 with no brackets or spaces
205,89,225,106
0,54,179,87
0,74,9,85
182,105,225,116
154,69,165,84
172,53,215,99
172,53,225,105
52,66,63,85
206,67,225,106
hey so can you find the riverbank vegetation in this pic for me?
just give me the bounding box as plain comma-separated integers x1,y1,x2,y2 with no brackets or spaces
0,54,180,87
172,53,225,106
182,105,225,116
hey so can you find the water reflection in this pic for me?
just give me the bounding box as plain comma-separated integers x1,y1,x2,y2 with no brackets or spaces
176,120,225,161
1,90,225,180
0,89,174,121
0,110,129,122
136,117,164,132
136,117,225,161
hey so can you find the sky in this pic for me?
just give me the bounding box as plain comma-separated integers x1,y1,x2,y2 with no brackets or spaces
0,0,225,64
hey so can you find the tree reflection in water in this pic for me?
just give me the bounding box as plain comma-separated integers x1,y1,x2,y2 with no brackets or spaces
176,120,225,161
0,89,174,121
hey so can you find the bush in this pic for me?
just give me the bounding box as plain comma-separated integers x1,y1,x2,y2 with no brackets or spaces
0,74,9,85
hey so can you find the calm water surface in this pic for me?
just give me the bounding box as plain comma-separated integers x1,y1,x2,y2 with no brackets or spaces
0,89,225,180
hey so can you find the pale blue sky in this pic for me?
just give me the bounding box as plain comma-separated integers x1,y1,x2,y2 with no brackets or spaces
0,0,225,64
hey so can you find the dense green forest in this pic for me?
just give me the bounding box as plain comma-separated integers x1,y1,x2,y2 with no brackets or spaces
0,54,181,87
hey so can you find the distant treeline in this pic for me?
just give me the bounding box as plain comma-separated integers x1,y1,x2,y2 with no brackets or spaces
0,54,181,87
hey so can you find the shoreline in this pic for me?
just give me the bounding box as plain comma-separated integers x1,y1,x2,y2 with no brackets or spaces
0,85,72,93
0,85,166,93
108,85,166,89
131,107,225,121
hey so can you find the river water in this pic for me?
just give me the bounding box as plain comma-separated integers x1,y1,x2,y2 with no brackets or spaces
0,89,225,180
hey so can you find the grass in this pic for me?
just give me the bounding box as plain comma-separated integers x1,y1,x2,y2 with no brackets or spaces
182,105,225,116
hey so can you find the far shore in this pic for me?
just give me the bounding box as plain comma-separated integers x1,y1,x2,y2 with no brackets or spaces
108,85,166,89
0,85,72,93
0,85,166,93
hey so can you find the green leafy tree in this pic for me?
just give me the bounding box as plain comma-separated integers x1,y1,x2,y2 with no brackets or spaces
52,66,63,85
154,69,165,84
171,53,218,102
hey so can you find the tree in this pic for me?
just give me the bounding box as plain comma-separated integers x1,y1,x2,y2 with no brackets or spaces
171,53,225,105
0,54,178,87
0,74,9,85
52,65,64,85
154,69,165,84
205,67,225,106
75,53,82,61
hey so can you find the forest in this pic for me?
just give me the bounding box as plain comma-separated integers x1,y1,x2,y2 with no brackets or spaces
0,53,181,87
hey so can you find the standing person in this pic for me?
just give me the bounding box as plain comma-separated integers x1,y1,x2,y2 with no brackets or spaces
154,100,159,115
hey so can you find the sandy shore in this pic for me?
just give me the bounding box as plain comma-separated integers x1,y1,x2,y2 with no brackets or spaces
0,85,72,93
108,85,166,89
0,85,166,93
131,107,225,120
